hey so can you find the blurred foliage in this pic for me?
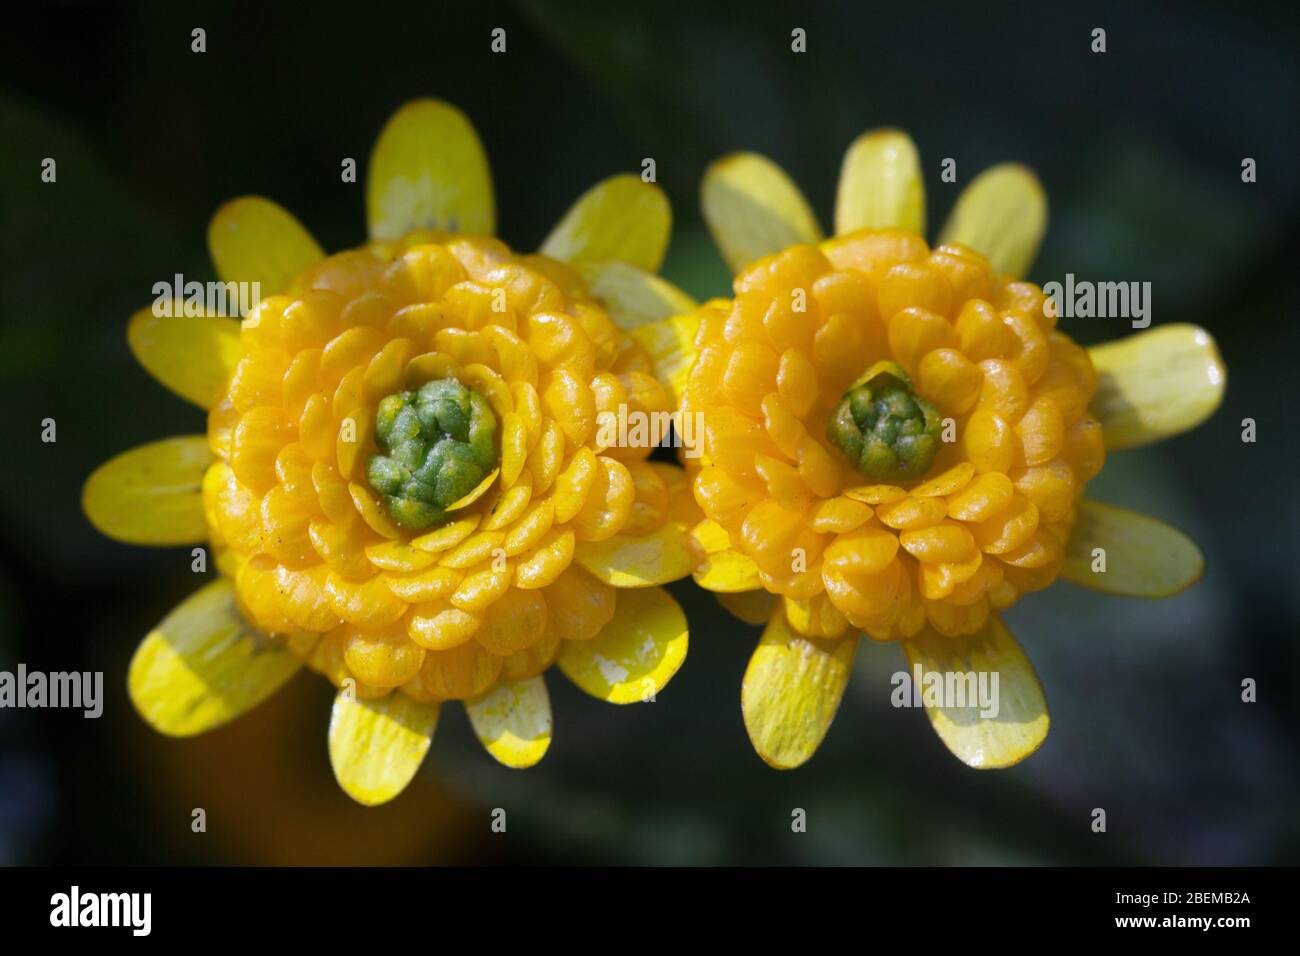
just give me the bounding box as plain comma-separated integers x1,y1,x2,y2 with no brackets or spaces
0,1,1296,865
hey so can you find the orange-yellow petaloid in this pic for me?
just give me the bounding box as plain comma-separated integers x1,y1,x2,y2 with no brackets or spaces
83,99,703,805
672,130,1224,769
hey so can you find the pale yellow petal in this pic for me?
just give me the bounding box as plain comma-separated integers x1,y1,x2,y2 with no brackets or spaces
541,174,671,272
902,615,1049,769
630,310,702,410
741,611,859,769
689,516,731,553
465,675,552,767
128,580,299,736
1061,499,1204,597
938,163,1046,278
83,436,212,545
575,521,699,587
834,128,925,235
557,586,687,703
577,260,697,330
328,690,439,806
690,519,761,592
366,98,494,240
127,306,241,408
696,553,759,591
701,152,822,273
1088,324,1226,450
207,196,325,295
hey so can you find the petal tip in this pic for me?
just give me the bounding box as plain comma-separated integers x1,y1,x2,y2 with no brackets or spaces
367,98,494,240
740,614,858,770
557,586,688,704
328,691,438,806
465,676,553,768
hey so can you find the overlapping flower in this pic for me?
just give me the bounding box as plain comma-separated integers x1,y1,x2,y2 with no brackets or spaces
84,100,703,804
82,98,1227,789
669,130,1225,769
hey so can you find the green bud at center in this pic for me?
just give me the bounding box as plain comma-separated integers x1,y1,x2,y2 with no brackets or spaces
827,361,941,482
366,377,499,530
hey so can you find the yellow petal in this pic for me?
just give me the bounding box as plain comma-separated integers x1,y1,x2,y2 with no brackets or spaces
630,310,702,410
541,174,671,272
557,586,687,703
717,589,780,626
741,611,859,769
902,615,1049,769
465,675,552,767
834,128,925,235
328,690,439,806
128,579,300,736
690,516,731,553
1061,498,1204,597
578,260,697,331
694,549,761,592
1088,324,1226,450
127,306,241,408
690,520,761,592
701,152,822,274
937,163,1046,278
83,436,212,545
575,521,698,587
446,466,499,511
207,196,325,295
366,98,494,240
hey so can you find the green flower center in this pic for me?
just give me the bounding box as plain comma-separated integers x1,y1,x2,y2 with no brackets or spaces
828,362,941,482
366,377,499,530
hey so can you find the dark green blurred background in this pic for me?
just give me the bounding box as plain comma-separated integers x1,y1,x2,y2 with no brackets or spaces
1,0,1297,865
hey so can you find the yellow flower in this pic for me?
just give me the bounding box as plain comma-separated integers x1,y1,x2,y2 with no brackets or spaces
83,99,703,805
679,129,1225,770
